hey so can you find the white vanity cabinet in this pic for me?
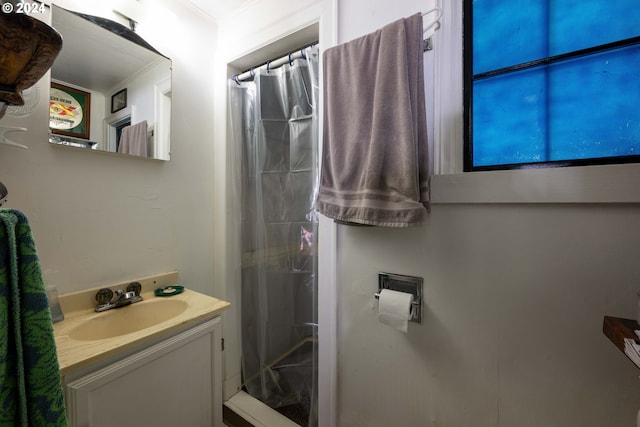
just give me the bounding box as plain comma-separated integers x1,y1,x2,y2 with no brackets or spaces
63,317,223,427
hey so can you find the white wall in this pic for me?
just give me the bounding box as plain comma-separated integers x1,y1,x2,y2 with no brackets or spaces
337,205,640,426
334,1,640,426
0,0,219,297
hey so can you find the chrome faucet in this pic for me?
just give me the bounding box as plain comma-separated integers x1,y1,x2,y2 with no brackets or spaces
112,289,136,305
95,282,143,312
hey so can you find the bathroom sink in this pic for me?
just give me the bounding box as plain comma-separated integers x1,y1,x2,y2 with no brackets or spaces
68,298,189,341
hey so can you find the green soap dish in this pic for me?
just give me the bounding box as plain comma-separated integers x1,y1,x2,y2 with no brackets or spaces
154,285,185,297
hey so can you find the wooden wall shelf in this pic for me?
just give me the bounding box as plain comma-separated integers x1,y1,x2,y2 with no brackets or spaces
603,316,640,369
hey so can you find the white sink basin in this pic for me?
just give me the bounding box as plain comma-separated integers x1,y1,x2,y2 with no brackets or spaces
68,298,188,341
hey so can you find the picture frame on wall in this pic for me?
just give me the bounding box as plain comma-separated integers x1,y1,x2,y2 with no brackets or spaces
49,82,91,140
111,88,127,113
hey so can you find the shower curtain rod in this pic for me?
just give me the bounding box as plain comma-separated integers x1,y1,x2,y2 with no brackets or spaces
232,43,318,84
232,7,439,85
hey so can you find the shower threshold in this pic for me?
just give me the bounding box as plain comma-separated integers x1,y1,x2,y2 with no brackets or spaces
235,337,316,426
224,391,300,427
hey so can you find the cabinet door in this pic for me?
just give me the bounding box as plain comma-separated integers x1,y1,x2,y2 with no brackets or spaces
66,317,222,427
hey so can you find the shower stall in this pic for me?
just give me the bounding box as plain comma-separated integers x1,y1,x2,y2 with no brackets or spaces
227,45,319,427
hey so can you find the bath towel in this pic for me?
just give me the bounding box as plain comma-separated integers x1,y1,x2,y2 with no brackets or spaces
0,209,68,426
118,120,148,157
316,13,429,227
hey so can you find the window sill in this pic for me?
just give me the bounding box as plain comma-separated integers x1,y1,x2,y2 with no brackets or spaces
430,163,640,204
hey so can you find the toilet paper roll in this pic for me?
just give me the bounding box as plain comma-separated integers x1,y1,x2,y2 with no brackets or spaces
378,289,414,333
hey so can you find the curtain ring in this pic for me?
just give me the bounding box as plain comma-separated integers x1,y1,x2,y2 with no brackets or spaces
250,68,255,78
266,61,271,73
300,48,306,59
288,53,293,65
232,74,241,85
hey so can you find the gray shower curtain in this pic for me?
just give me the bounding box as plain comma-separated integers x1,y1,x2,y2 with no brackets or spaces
228,45,319,427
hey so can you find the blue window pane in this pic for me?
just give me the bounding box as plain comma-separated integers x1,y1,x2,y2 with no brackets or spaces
473,0,547,74
473,44,640,166
550,0,640,56
548,45,640,160
473,0,640,74
473,69,547,166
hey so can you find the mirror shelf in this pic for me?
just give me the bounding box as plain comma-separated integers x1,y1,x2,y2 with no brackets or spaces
49,133,97,149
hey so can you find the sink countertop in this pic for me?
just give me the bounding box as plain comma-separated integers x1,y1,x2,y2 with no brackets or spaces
53,273,230,376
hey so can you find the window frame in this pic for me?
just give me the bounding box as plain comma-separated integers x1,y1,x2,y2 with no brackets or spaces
462,0,640,172
429,1,640,205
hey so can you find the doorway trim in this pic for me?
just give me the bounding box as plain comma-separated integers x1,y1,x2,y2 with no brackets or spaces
213,1,338,426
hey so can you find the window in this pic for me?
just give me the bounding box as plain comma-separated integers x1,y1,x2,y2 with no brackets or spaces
464,0,640,171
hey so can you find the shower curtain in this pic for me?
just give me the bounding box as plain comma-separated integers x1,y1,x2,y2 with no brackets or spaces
228,45,319,427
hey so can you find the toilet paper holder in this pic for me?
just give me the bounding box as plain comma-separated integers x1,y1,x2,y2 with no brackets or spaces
374,272,423,324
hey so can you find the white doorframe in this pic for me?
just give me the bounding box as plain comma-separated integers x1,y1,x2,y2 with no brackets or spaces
154,77,171,160
317,2,338,426
318,217,337,427
214,1,338,426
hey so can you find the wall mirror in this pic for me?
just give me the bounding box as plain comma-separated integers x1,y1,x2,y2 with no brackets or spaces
49,5,172,161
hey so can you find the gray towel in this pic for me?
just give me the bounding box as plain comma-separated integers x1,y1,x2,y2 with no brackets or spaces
118,121,148,157
316,13,429,227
